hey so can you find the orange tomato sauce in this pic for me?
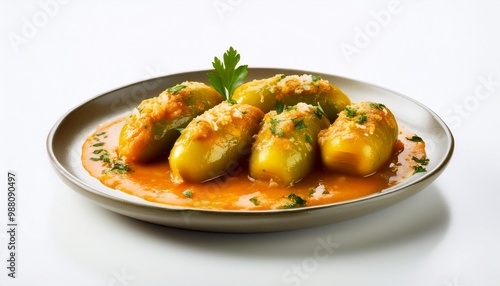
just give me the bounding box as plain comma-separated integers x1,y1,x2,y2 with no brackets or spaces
82,117,426,210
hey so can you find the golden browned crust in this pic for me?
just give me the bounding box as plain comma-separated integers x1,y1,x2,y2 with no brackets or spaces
186,102,264,140
274,75,333,101
118,82,206,160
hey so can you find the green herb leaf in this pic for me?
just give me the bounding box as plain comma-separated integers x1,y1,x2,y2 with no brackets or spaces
207,46,248,101
311,75,321,81
167,84,187,94
305,134,313,144
345,106,357,118
207,71,224,99
183,189,193,198
271,127,284,136
275,101,285,114
413,166,427,174
283,193,307,209
412,156,429,165
314,103,325,119
110,161,130,174
249,197,259,206
92,144,131,174
95,131,106,136
308,189,315,197
270,118,283,136
406,135,423,142
294,119,307,130
101,153,110,163
370,103,386,110
356,113,367,124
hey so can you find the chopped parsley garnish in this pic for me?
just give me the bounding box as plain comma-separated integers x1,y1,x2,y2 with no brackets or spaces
308,188,315,197
183,189,193,198
413,166,427,174
412,155,429,175
305,134,313,144
275,101,285,114
108,161,130,174
101,154,111,163
356,113,367,124
207,46,248,102
345,106,357,118
370,103,386,110
271,127,284,136
314,103,325,119
311,75,321,81
90,138,130,174
283,193,307,209
167,84,187,94
406,135,423,142
270,118,280,125
270,118,283,136
249,197,259,206
95,131,106,136
293,119,307,130
412,156,429,165
92,149,110,162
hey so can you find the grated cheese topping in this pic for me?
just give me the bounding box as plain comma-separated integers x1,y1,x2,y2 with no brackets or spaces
274,74,332,101
194,102,237,132
318,101,397,144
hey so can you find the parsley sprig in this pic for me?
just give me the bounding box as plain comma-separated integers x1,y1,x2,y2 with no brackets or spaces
207,47,248,103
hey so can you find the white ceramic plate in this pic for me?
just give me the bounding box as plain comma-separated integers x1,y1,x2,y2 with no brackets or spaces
46,68,454,233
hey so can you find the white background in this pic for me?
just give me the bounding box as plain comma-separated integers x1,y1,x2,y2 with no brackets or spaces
1,0,500,285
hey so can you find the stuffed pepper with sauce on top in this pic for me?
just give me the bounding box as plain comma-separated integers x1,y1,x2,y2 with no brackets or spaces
118,82,223,163
169,102,264,183
249,103,330,187
232,74,351,122
318,101,398,176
